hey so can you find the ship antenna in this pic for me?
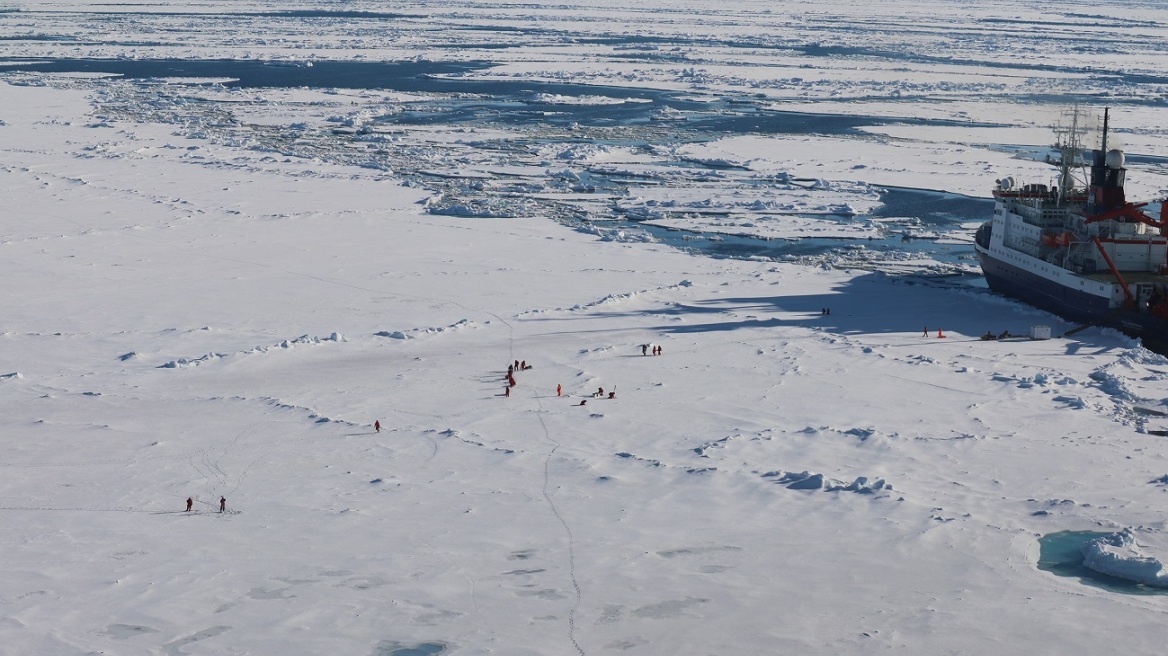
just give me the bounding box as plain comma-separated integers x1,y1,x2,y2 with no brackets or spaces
1101,107,1109,152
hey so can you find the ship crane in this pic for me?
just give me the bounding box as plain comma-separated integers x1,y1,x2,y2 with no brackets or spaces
1084,201,1168,233
1089,235,1136,309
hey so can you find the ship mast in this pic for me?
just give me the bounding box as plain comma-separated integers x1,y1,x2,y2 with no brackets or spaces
1100,107,1109,154
1052,105,1088,203
1088,106,1126,213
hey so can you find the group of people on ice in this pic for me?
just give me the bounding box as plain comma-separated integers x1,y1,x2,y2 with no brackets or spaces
185,496,228,513
502,341,668,404
504,359,533,397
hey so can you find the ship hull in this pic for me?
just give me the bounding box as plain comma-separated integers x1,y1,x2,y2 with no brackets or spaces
975,244,1109,324
976,243,1168,350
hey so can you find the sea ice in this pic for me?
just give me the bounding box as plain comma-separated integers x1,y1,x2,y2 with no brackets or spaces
1081,529,1168,588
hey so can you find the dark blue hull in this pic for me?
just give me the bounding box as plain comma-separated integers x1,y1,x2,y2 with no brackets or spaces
976,245,1168,350
975,246,1110,323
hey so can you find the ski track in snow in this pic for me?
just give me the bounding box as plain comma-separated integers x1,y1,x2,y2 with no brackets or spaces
532,396,587,656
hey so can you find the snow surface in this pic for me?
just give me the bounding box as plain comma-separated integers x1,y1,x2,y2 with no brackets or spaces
4,1,1168,654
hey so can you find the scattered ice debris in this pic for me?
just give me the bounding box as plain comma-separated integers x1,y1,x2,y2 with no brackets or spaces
841,477,892,494
268,333,346,350
681,155,746,170
548,168,579,181
759,470,892,495
844,427,878,441
1075,348,1168,429
424,193,534,218
252,396,352,426
158,353,220,368
783,472,827,490
570,291,636,311
1030,498,1077,513
159,333,345,368
571,223,655,243
693,436,732,457
1089,349,1168,404
1053,395,1086,409
532,93,643,106
991,372,1044,388
540,142,612,162
376,320,477,340
1081,529,1168,588
1088,369,1139,402
615,452,664,467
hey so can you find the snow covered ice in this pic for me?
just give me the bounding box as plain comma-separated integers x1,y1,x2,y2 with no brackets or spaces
1081,528,1168,588
5,1,1168,654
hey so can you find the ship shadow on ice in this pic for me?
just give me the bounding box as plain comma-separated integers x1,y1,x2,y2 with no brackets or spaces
575,272,1130,352
667,272,1030,336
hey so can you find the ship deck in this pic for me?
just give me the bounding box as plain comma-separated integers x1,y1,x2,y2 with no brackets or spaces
1083,271,1168,284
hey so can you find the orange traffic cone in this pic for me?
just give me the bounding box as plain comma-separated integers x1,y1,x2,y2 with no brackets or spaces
937,328,946,339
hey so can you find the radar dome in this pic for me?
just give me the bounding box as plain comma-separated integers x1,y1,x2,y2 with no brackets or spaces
998,177,1014,191
1105,149,1125,169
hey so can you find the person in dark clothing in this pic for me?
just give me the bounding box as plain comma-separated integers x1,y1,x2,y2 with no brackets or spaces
374,420,381,433
186,497,193,512
219,496,226,513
